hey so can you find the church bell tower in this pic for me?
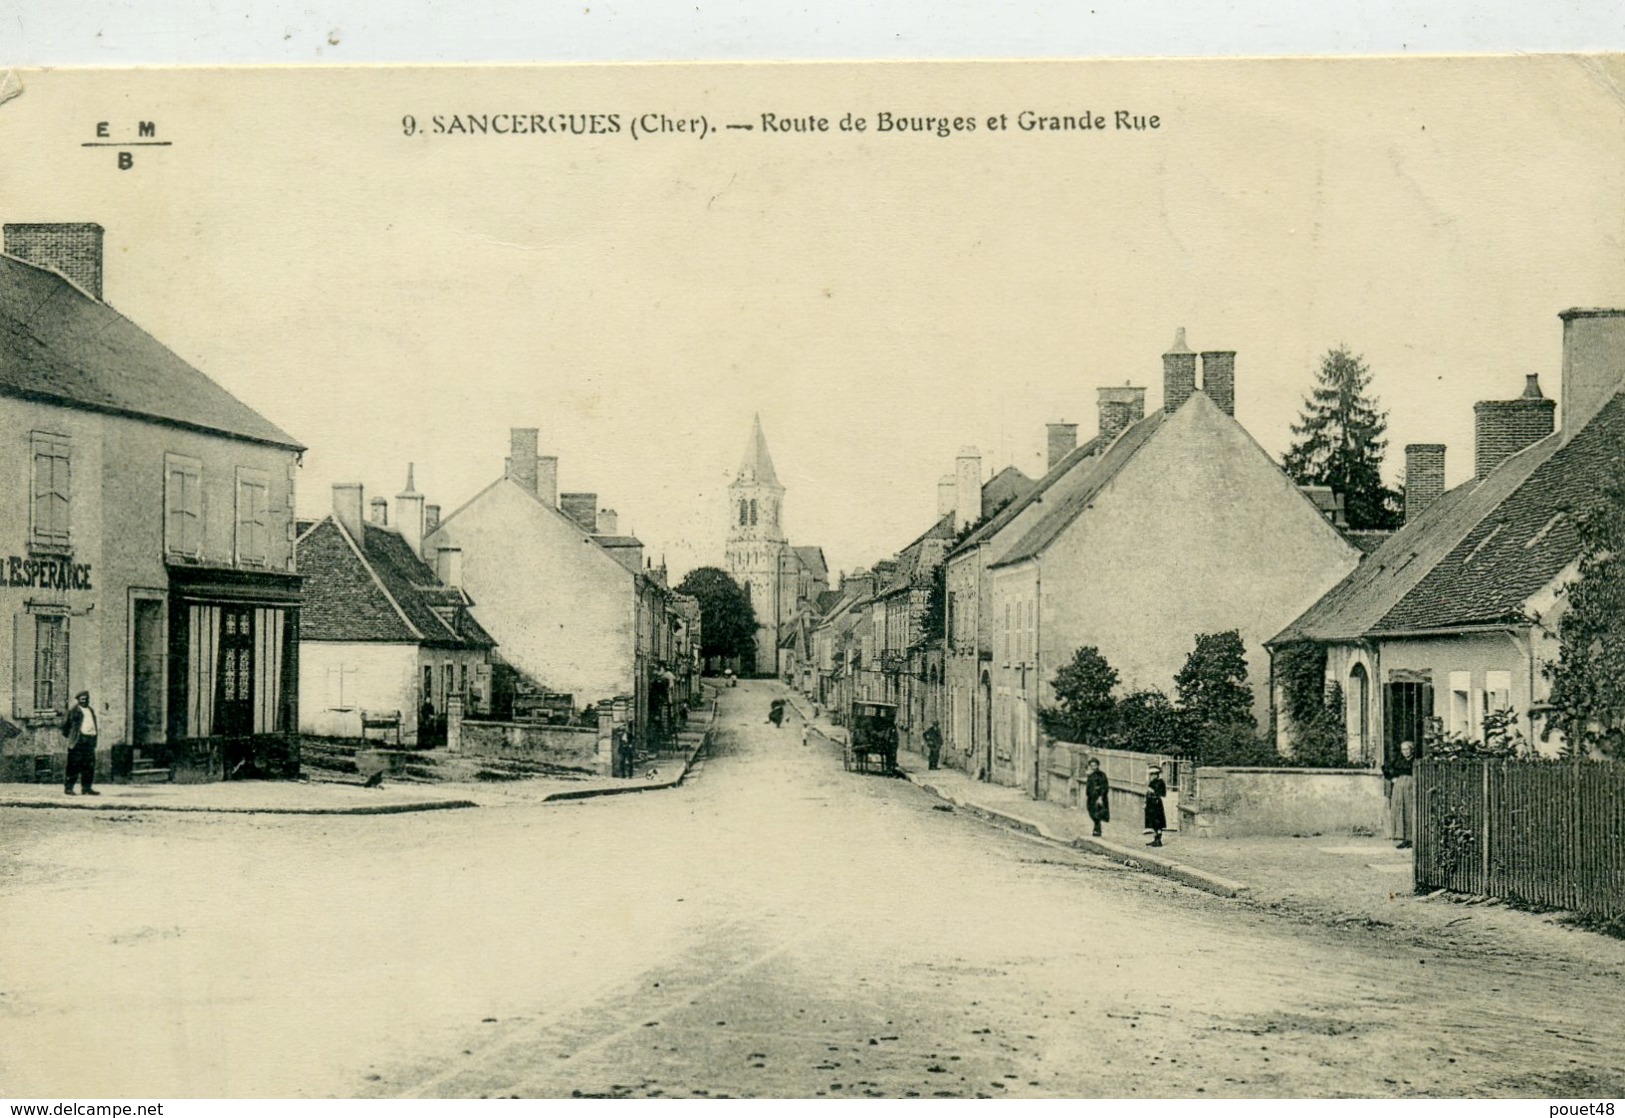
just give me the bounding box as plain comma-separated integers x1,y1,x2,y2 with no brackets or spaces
725,414,788,673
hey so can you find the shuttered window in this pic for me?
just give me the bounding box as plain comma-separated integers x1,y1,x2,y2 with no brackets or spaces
31,433,71,549
33,615,68,712
165,455,203,559
236,468,271,566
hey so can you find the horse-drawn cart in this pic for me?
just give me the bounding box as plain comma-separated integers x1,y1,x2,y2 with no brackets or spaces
844,700,899,775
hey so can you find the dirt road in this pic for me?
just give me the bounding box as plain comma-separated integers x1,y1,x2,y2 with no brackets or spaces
2,681,1620,1098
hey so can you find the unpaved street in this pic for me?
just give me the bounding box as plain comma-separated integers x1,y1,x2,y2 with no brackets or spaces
2,681,1622,1098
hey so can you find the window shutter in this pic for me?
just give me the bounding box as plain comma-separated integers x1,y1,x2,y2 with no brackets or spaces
66,614,89,716
12,613,34,719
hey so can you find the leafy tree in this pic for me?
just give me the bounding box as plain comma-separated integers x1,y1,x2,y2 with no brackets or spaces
675,567,759,669
1113,689,1193,755
1542,478,1625,758
1175,631,1272,764
1282,346,1403,530
1041,645,1119,744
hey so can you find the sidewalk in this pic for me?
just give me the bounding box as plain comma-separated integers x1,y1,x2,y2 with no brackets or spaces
0,734,711,815
893,748,1625,964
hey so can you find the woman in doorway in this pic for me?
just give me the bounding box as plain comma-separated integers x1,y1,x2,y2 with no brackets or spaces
1144,763,1168,847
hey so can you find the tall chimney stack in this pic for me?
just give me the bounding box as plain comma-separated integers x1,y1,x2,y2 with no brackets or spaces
436,545,463,588
596,508,620,535
368,497,389,525
561,492,598,532
4,222,104,300
1559,309,1625,442
1404,444,1446,522
395,464,426,558
1162,328,1197,414
1045,422,1079,471
537,456,559,508
954,446,982,532
936,475,957,518
1200,350,1237,416
332,483,365,542
424,504,441,534
505,428,540,495
1474,374,1556,479
1097,383,1147,441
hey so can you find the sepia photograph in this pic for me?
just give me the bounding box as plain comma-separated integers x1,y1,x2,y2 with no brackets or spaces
0,55,1623,1102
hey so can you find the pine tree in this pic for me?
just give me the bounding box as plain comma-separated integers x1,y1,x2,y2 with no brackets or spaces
1282,346,1403,530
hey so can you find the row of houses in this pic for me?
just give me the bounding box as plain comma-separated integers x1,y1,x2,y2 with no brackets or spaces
805,314,1625,799
0,222,701,785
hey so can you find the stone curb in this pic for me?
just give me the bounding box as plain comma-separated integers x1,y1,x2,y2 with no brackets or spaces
900,767,1251,900
540,736,709,802
0,796,479,816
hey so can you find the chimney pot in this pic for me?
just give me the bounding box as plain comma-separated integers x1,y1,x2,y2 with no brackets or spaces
954,447,982,532
561,492,598,532
1474,380,1556,479
1162,328,1197,414
1045,422,1079,471
1404,444,1447,522
395,463,426,558
368,497,389,525
424,504,441,534
436,546,463,588
936,474,957,518
1096,384,1147,441
4,222,104,300
506,428,540,495
596,508,620,536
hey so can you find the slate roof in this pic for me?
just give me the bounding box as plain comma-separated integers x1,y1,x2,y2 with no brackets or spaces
1374,389,1625,633
297,517,495,648
0,254,303,449
1270,391,1625,643
981,465,1035,516
815,588,844,614
989,410,1168,568
793,545,829,581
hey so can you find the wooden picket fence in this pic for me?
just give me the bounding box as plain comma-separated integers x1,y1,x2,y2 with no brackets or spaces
1415,758,1625,917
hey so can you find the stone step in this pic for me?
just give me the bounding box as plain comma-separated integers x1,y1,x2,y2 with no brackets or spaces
129,766,172,784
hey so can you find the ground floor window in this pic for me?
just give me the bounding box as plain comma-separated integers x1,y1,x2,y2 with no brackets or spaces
33,614,68,712
176,603,291,738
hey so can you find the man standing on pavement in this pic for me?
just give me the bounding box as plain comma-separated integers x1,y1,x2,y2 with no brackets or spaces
62,691,100,796
923,722,942,770
1084,758,1110,837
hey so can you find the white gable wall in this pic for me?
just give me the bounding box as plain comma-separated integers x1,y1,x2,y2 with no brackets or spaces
426,479,636,709
1025,394,1361,733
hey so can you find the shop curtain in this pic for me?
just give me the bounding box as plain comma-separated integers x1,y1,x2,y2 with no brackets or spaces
253,608,285,734
186,605,221,738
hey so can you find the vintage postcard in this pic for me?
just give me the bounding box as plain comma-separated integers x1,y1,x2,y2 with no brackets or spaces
1,58,1623,1103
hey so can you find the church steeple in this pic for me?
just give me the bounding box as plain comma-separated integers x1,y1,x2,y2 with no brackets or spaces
736,412,781,489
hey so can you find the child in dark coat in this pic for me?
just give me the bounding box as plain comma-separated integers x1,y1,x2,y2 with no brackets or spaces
1084,758,1110,837
1144,764,1168,847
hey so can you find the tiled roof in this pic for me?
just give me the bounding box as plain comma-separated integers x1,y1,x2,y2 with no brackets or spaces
949,433,1110,557
1342,529,1395,556
815,588,844,614
298,517,495,648
793,545,829,580
981,465,1034,516
989,411,1168,568
0,254,302,449
1374,389,1625,633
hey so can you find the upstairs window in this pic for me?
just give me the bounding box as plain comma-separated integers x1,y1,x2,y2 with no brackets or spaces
165,455,204,559
235,468,271,566
30,433,71,550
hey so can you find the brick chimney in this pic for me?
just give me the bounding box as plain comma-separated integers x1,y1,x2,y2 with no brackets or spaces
4,222,104,300
954,446,982,532
332,483,365,541
436,545,463,588
1097,384,1147,441
1200,350,1237,416
1474,374,1556,479
1046,423,1078,471
368,497,389,525
937,475,957,518
561,492,598,532
505,428,540,495
1404,444,1446,522
596,508,619,535
1559,309,1625,442
1162,328,1197,414
395,464,426,557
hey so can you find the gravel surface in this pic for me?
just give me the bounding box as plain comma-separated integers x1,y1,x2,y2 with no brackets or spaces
2,681,1620,1098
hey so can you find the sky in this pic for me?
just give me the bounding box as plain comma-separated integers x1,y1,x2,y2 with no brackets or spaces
2,59,1623,580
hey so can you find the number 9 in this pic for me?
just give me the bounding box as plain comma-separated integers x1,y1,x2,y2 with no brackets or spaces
402,115,417,137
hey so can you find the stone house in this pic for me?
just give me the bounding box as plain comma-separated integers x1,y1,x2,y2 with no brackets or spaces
0,223,304,783
1269,309,1625,766
422,428,679,743
296,470,496,746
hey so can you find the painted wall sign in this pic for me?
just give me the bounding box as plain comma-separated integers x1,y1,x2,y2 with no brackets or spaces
6,557,93,591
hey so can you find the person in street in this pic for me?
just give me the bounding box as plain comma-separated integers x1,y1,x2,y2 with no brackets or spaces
1144,763,1167,847
1084,757,1110,837
923,722,942,770
1384,739,1416,849
61,691,100,796
768,699,786,729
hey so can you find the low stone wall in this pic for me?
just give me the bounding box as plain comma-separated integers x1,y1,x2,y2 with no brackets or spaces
1181,766,1386,838
1041,741,1186,831
456,719,605,775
